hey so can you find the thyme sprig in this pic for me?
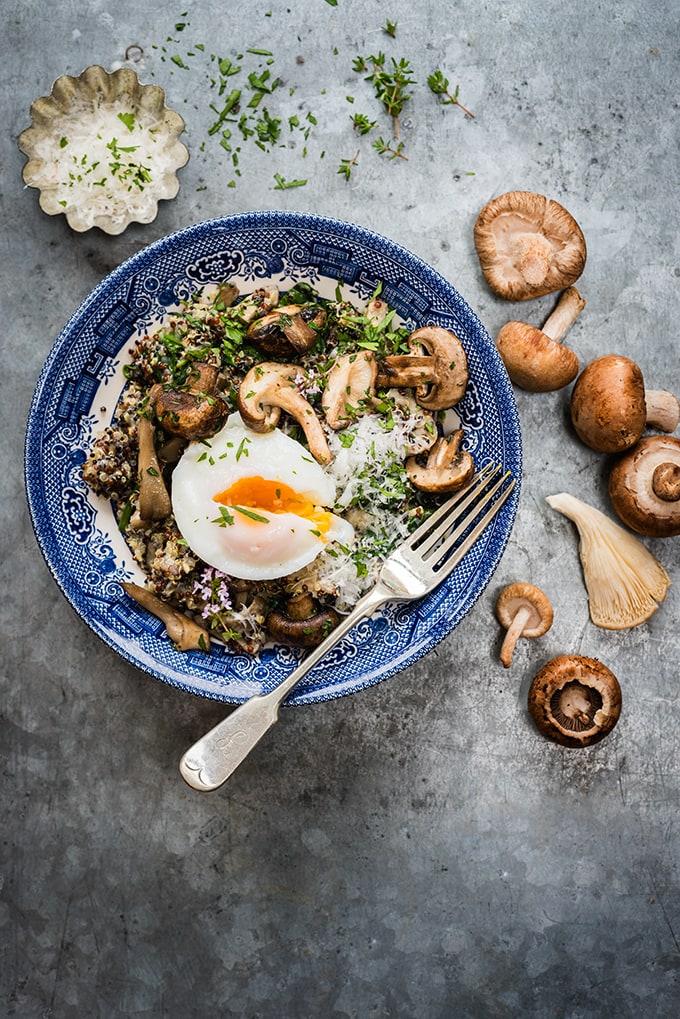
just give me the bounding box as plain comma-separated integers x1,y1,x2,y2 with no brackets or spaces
427,69,475,118
353,51,416,139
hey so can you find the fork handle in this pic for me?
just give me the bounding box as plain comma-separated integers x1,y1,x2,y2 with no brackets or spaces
179,585,389,791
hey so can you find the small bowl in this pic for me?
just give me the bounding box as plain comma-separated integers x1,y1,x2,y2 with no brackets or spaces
18,65,189,235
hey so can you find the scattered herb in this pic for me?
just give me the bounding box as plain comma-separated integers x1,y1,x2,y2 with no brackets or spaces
373,136,407,161
273,173,308,189
338,149,360,181
351,112,377,135
427,69,475,118
383,20,397,38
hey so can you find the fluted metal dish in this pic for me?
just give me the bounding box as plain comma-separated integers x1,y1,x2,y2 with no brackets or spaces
18,64,189,235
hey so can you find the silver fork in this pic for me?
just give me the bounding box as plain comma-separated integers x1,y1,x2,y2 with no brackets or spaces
179,463,515,791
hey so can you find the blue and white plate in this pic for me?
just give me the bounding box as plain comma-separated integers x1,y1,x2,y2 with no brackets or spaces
24,211,521,704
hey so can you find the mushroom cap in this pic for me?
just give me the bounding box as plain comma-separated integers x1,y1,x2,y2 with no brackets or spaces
151,363,227,440
377,326,469,411
570,354,646,453
473,191,587,301
405,430,475,493
495,582,554,636
609,435,680,537
527,654,622,748
266,593,339,647
237,361,332,464
407,327,469,409
246,303,326,358
496,321,580,392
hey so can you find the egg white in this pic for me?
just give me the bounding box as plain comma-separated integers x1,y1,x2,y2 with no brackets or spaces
171,413,354,580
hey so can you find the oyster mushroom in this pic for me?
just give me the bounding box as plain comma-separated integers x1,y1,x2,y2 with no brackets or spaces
237,362,331,464
546,491,671,629
496,286,585,391
609,435,680,537
151,362,227,440
495,582,554,668
570,354,680,453
122,582,210,652
473,190,587,301
528,654,622,748
246,303,326,358
136,414,172,523
322,350,378,429
266,592,339,647
405,429,475,493
377,326,469,411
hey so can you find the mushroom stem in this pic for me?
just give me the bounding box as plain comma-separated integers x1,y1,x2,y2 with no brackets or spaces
122,582,209,652
137,415,172,522
644,389,680,433
541,286,586,343
653,462,680,502
499,604,532,668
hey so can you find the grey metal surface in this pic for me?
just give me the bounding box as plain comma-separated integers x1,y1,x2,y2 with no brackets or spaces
2,1,678,1016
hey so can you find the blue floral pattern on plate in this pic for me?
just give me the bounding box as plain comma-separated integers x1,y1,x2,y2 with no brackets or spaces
24,211,522,705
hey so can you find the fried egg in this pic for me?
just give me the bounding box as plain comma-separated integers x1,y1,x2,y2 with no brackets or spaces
171,414,354,580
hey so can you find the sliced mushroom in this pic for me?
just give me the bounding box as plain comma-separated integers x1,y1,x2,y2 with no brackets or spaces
377,326,469,411
546,491,671,629
495,583,554,668
151,363,227,440
237,362,331,464
322,351,378,429
570,354,680,453
122,582,210,652
266,592,339,647
527,654,622,748
405,429,475,492
136,414,172,522
246,303,326,358
609,435,680,537
496,286,585,391
473,190,587,301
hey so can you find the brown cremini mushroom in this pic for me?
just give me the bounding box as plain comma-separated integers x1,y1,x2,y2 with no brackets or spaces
609,435,680,537
237,362,331,464
246,303,326,358
136,414,172,523
495,583,554,667
527,654,622,748
122,582,210,652
405,429,474,492
570,354,680,453
546,492,671,629
376,326,469,411
473,191,587,301
496,286,585,391
322,350,378,429
266,592,339,647
151,362,227,440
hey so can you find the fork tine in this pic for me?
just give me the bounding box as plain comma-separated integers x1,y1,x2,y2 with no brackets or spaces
413,463,503,558
429,474,516,574
407,462,499,551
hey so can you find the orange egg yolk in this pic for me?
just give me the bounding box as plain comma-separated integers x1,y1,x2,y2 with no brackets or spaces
214,476,333,534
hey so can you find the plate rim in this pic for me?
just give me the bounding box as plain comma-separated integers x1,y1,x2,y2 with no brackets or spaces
24,209,522,704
